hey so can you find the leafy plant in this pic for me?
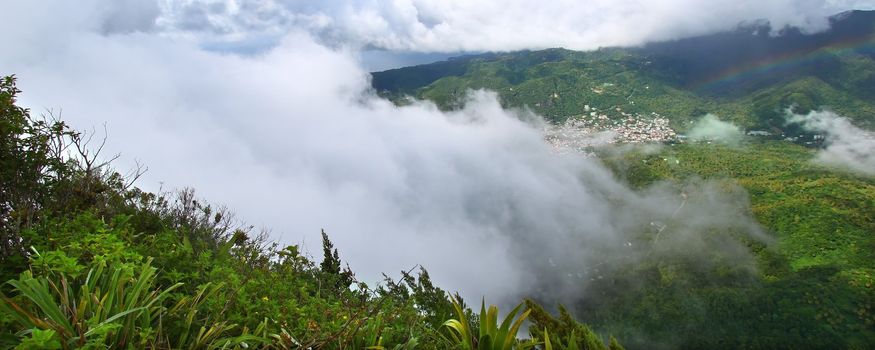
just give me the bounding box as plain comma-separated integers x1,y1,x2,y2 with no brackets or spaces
1,258,181,348
13,329,61,350
443,297,534,350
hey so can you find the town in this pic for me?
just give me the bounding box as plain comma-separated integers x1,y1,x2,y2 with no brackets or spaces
545,106,678,153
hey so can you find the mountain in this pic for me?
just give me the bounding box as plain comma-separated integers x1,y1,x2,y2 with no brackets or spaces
371,10,875,132
371,10,875,349
637,10,875,94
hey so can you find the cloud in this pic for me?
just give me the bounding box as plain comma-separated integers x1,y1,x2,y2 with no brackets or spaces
0,0,767,305
788,110,875,176
150,0,873,53
101,0,162,34
686,114,745,144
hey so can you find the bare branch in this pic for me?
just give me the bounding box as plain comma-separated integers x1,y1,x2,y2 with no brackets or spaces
122,159,148,190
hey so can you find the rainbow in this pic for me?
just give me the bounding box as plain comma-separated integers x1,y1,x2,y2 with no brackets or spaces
695,33,875,90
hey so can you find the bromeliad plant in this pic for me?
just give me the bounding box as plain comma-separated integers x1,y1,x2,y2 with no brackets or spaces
443,296,536,350
0,255,269,349
0,257,180,348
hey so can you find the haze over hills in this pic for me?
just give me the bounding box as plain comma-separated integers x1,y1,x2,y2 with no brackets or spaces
372,10,875,133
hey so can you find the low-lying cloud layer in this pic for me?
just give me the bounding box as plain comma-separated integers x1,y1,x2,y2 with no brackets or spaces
687,114,745,144
2,1,773,304
789,111,875,176
153,0,875,52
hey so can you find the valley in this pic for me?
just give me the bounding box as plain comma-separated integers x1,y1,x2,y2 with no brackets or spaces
369,10,875,348
2,4,874,349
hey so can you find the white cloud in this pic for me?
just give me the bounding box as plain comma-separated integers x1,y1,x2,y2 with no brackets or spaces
687,114,745,144
1,0,769,304
152,0,873,52
788,111,875,176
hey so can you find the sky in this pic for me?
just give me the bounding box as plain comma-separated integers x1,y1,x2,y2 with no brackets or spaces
0,0,871,302
152,0,875,54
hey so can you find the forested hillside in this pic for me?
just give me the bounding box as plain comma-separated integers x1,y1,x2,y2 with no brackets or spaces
368,10,875,349
372,10,875,132
590,141,875,348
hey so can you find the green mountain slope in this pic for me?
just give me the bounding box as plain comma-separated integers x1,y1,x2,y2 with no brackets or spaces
372,11,875,131
371,10,875,349
594,142,875,349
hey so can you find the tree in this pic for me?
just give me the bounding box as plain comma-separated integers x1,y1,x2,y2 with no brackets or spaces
0,75,73,277
320,229,342,275
526,300,620,350
320,229,353,289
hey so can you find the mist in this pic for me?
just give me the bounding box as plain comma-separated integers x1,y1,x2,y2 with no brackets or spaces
1,1,775,305
687,114,745,145
788,110,875,176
